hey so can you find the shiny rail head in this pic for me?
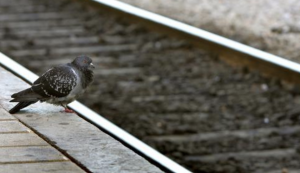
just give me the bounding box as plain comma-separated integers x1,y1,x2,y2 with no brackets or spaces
0,53,38,83
90,0,300,81
0,53,192,173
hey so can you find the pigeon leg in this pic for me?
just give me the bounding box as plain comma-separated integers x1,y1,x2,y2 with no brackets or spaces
61,104,75,113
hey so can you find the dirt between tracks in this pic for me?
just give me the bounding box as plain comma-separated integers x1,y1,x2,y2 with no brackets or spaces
1,0,300,172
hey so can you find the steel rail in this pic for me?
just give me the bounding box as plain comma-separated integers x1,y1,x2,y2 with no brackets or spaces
0,52,192,173
88,0,300,83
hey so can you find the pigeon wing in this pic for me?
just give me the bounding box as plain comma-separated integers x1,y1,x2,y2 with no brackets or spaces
32,65,77,98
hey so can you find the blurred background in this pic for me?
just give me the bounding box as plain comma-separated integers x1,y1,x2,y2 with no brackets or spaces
121,0,300,62
1,0,300,172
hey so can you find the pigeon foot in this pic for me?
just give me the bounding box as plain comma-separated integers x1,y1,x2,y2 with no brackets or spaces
63,108,75,113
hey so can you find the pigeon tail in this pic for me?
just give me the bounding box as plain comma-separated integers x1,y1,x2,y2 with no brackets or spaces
9,88,41,114
10,88,44,102
9,101,37,114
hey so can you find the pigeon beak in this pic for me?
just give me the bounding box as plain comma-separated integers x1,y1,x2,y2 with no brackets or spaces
89,63,95,69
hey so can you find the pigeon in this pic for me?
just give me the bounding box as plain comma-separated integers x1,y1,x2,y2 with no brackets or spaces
9,55,94,114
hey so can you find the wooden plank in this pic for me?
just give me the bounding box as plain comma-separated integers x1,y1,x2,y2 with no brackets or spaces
265,169,300,173
94,68,141,76
0,12,76,22
10,108,163,173
184,149,296,162
0,106,15,120
10,44,138,57
0,162,85,173
0,121,28,133
0,146,68,163
0,133,48,147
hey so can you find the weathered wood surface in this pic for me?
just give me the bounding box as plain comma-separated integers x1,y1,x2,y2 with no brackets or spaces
0,162,84,173
0,111,84,172
0,65,162,173
0,133,47,147
0,146,68,163
0,107,15,120
0,120,28,133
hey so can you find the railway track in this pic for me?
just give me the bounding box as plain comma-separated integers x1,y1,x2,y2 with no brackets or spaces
1,0,300,172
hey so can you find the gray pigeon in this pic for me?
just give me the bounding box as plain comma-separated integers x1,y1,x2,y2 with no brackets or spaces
9,55,94,114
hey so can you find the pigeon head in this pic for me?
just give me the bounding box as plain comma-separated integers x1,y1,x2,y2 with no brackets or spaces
72,55,95,71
